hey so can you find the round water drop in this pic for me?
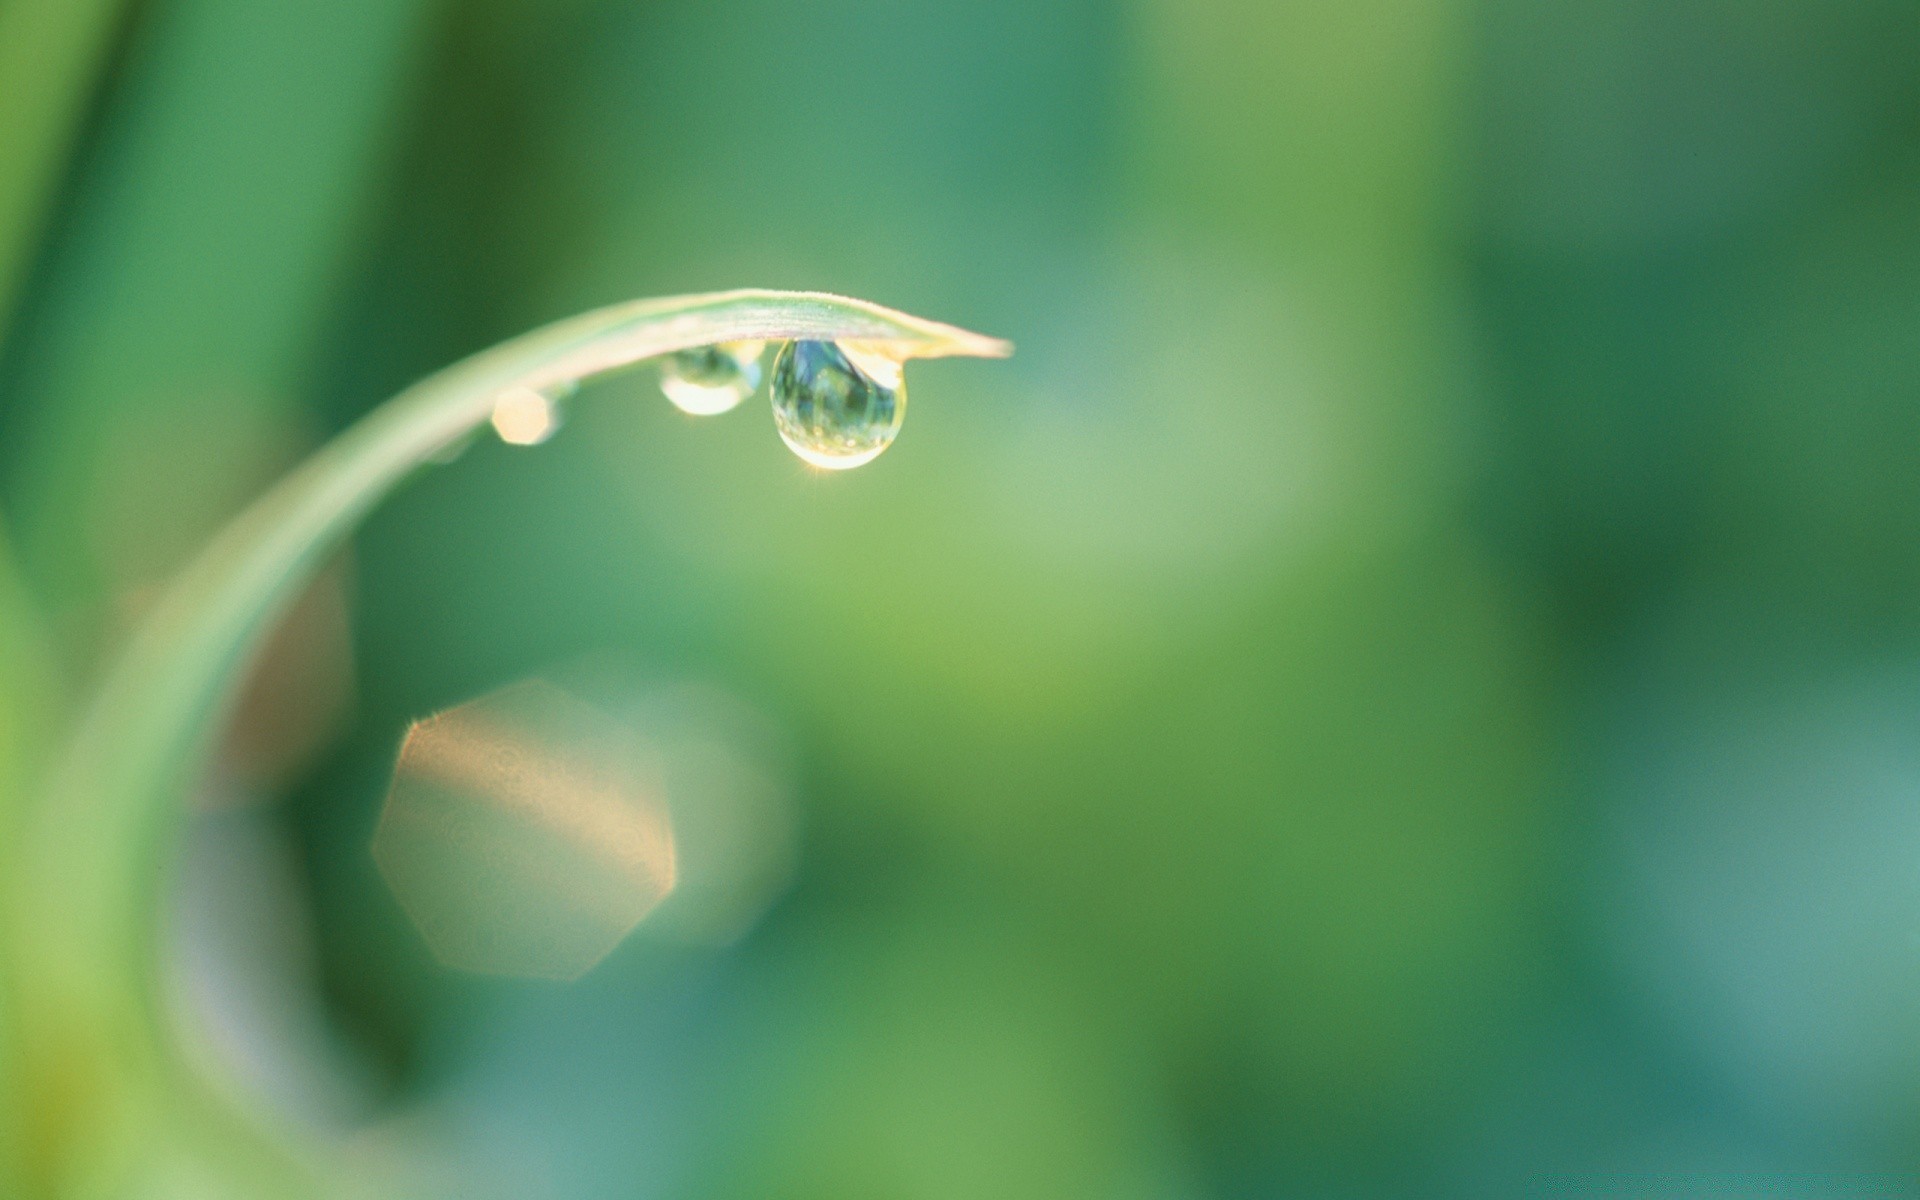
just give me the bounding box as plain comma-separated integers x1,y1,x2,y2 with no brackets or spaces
769,340,906,470
491,382,573,446
660,341,764,416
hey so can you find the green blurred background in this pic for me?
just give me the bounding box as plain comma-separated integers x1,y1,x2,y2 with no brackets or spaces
4,0,1920,1194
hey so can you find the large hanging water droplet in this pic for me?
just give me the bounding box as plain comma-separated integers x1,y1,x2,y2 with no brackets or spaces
769,340,906,470
660,341,764,416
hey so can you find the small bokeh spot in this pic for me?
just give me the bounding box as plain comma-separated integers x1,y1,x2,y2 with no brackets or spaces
372,680,675,980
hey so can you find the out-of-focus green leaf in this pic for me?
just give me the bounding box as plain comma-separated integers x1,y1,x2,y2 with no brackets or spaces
5,0,432,652
0,0,126,339
9,289,1006,1199
0,520,56,1200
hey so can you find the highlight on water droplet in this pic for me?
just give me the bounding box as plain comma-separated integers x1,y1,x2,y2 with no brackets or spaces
659,340,764,416
769,340,906,470
491,383,570,446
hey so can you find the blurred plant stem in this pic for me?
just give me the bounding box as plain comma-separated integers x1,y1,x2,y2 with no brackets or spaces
2,0,435,661
0,524,57,1200
3,291,1005,1198
0,2,125,1183
0,0,127,341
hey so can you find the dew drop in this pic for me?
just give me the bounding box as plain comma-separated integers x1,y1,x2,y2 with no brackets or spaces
769,340,906,470
660,341,764,416
491,382,574,446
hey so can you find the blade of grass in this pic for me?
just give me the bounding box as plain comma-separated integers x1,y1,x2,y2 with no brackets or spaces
6,0,434,654
0,0,128,342
9,288,1007,1196
0,523,57,1200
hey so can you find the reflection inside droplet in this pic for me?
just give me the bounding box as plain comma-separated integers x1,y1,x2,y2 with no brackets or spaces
660,341,764,416
769,340,906,470
491,384,569,445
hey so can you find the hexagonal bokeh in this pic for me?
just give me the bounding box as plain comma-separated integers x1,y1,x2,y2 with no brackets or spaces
373,680,676,979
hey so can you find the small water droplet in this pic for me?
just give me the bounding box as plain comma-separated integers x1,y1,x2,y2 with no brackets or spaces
660,341,764,416
769,341,906,470
491,382,574,446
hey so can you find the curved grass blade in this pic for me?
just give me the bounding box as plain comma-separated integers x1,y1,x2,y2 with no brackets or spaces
0,0,129,338
0,523,58,1200
8,288,1009,1196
